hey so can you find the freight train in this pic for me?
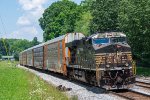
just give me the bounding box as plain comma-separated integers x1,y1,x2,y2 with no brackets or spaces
19,32,136,90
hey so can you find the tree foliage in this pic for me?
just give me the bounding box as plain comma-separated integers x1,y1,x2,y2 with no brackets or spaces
10,39,32,53
75,11,92,36
90,0,120,33
0,39,10,56
39,0,80,41
118,0,150,64
0,38,39,61
80,0,94,10
11,39,39,60
31,37,40,46
74,0,94,36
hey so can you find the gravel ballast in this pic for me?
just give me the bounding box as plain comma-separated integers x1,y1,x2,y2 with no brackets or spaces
18,65,125,100
136,76,150,84
134,77,150,96
131,86,150,96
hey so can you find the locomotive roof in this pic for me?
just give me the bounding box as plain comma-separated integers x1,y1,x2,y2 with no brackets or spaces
89,32,126,39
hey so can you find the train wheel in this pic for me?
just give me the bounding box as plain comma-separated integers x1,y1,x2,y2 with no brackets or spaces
67,70,74,81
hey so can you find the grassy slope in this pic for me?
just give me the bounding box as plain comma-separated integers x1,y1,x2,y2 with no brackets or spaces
0,61,68,100
136,67,150,77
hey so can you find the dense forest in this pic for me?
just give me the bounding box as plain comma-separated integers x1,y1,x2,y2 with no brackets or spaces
39,0,150,66
0,37,39,60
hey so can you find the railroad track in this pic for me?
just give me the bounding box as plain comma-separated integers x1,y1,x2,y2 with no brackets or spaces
25,65,150,100
110,89,150,100
136,81,150,89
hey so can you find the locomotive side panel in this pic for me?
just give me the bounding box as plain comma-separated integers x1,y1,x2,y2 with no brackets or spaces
33,46,44,69
76,43,96,70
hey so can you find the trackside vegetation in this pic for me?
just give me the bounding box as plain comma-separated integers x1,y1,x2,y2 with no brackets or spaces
136,67,150,77
0,61,68,100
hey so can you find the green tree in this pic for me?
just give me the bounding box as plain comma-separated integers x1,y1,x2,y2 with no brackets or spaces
90,0,120,33
11,39,32,53
0,38,36,61
10,39,32,61
74,0,94,36
14,52,19,61
75,11,92,36
39,0,80,41
31,37,39,46
118,0,150,64
0,54,2,59
0,39,10,56
80,0,94,10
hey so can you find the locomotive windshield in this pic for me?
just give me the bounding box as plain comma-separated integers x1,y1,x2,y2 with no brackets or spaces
110,37,126,43
92,38,109,44
92,37,126,44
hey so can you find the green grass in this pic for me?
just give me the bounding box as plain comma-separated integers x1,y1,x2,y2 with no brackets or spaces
136,67,150,77
0,61,69,100
70,96,78,100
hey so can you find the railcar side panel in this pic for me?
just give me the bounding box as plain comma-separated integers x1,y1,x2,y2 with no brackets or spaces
46,41,64,73
62,39,67,75
33,46,44,69
27,49,33,66
32,49,34,67
43,45,48,69
22,52,27,66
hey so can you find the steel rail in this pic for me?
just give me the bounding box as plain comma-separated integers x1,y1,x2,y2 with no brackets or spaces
110,89,150,100
136,81,150,89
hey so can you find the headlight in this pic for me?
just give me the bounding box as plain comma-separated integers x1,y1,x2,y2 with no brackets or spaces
125,63,129,67
106,64,110,68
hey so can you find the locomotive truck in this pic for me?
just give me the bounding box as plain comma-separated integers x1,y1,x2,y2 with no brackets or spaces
19,32,136,90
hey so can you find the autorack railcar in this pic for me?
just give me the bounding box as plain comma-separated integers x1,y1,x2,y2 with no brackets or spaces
20,33,85,75
19,32,136,90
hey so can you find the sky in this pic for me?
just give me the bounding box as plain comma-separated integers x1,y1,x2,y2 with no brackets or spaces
0,0,82,42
